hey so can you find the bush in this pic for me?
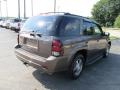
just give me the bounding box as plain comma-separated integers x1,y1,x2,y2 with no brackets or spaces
114,15,120,28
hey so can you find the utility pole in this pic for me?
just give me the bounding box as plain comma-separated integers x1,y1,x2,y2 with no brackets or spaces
4,0,8,18
54,0,56,12
31,0,33,16
24,0,26,18
18,0,20,19
0,0,2,18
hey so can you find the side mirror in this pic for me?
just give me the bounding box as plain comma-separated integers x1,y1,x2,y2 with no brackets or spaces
103,32,110,36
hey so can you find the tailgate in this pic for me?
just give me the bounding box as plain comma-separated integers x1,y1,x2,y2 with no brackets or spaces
19,32,52,58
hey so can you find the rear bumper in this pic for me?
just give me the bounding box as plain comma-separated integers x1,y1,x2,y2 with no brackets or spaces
15,47,68,74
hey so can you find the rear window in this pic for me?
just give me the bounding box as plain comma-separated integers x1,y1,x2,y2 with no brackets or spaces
21,16,58,36
14,19,21,22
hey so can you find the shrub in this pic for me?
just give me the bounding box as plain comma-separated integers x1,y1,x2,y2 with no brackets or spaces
114,15,120,28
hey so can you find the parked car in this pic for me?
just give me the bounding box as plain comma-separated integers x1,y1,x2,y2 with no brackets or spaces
0,18,3,26
10,18,21,32
15,12,111,79
5,19,14,29
19,19,27,30
2,19,8,28
0,19,5,27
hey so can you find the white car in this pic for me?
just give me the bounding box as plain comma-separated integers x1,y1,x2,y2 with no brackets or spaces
10,19,21,32
0,19,3,26
2,20,7,28
0,20,4,27
5,19,14,29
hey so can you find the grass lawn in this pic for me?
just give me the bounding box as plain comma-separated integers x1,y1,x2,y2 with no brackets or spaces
110,36,119,40
102,28,120,40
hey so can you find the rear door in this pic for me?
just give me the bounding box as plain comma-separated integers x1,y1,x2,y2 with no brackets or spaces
82,21,99,63
58,16,82,57
19,32,39,54
19,32,53,58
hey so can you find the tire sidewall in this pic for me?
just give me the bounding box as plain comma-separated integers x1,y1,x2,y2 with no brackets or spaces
69,54,84,79
104,44,110,58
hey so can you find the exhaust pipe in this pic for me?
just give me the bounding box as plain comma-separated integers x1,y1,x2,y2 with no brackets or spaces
23,62,29,67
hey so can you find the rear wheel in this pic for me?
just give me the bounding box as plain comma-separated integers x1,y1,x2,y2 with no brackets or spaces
69,54,84,79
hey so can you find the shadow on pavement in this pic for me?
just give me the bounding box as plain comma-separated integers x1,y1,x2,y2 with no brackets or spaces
32,53,120,90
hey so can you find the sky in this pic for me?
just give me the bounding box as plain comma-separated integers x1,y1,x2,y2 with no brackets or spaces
0,0,100,18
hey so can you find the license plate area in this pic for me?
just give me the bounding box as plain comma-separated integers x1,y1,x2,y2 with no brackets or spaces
25,38,38,49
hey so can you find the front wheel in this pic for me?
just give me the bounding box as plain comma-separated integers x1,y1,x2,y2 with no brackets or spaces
69,54,84,79
103,44,110,58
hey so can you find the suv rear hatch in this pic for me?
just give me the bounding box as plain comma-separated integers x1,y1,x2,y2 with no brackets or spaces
19,16,59,58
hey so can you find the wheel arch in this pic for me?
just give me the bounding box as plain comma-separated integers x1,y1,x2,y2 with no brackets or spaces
108,41,111,46
68,49,88,67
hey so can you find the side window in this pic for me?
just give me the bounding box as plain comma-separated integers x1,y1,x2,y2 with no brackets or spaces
83,21,94,35
59,17,80,36
93,24,102,35
83,21,102,36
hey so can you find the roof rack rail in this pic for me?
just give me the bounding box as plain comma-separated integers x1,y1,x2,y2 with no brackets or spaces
39,12,71,15
38,12,95,22
65,13,91,20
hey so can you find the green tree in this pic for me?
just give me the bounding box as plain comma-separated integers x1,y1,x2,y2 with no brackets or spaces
92,0,120,27
114,15,120,28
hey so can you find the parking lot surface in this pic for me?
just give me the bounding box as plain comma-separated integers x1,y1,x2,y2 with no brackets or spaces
0,28,120,90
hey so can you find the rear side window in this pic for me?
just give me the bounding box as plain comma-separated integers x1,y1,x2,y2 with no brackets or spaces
59,16,80,36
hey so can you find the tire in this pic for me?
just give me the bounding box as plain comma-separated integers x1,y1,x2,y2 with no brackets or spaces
69,54,84,79
103,44,110,58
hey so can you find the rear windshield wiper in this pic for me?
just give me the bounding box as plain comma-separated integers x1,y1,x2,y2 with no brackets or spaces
30,33,42,37
36,33,42,37
30,33,35,37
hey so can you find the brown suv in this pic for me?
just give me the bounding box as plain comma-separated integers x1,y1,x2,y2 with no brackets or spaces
15,12,111,79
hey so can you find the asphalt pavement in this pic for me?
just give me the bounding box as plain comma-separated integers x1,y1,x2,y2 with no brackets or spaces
0,28,120,90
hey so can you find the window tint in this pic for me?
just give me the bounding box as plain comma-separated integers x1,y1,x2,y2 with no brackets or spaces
83,21,102,36
21,16,58,36
83,21,94,35
14,19,21,22
93,24,102,35
59,17,80,36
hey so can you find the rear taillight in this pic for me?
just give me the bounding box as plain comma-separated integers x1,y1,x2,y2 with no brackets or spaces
17,34,19,45
52,40,64,57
